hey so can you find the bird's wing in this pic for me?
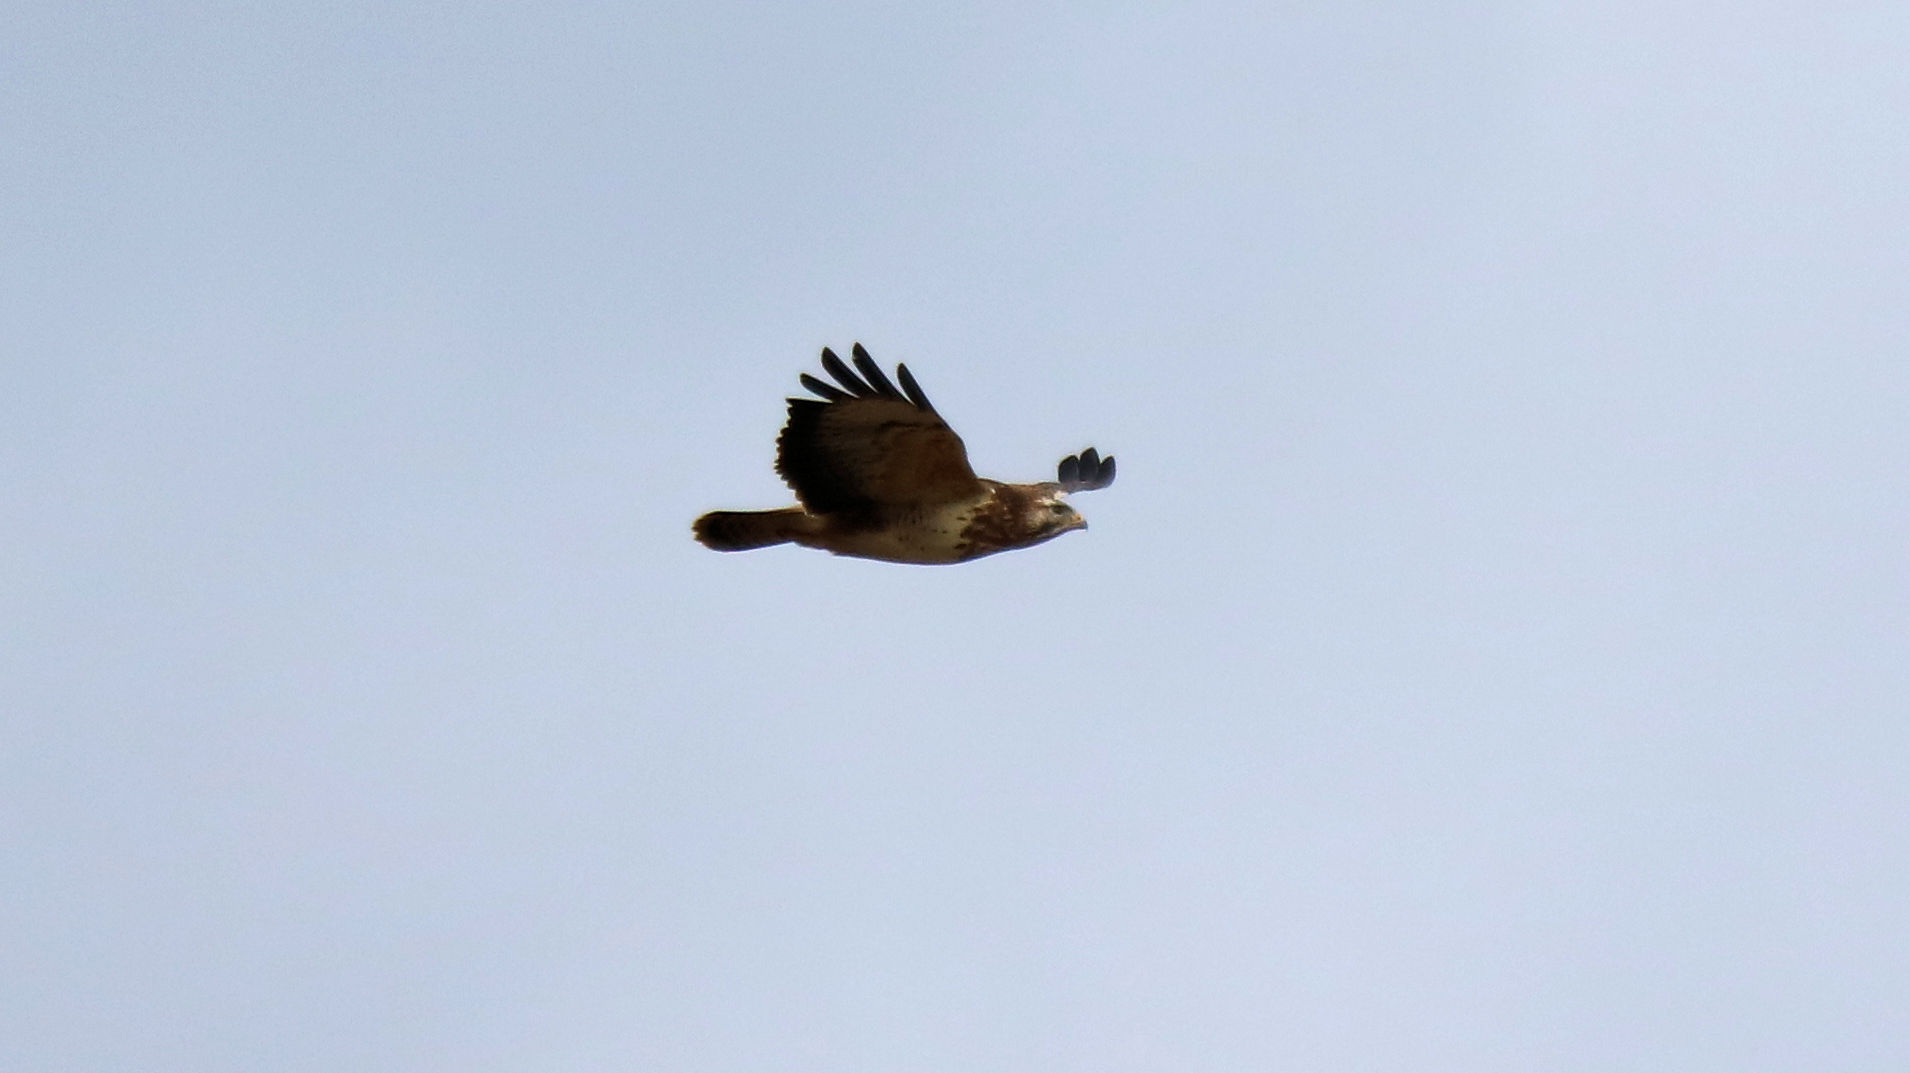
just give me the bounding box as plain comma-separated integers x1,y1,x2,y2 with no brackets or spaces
1055,447,1117,493
775,344,985,512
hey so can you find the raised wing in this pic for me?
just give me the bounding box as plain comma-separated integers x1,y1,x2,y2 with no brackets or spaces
776,344,984,511
1056,447,1116,493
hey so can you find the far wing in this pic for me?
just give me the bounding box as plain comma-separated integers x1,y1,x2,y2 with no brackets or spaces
1056,447,1116,493
776,345,985,512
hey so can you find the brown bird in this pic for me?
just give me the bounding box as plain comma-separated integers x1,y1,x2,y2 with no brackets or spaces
693,344,1116,564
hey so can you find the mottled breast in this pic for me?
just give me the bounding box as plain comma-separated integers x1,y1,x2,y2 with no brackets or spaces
798,498,986,564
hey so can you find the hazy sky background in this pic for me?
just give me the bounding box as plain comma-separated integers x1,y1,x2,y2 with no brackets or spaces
6,3,1908,1070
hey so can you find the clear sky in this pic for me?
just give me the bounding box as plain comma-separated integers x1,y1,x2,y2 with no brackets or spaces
6,3,1908,1070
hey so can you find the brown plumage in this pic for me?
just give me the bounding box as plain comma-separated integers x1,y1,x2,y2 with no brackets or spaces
693,344,1116,564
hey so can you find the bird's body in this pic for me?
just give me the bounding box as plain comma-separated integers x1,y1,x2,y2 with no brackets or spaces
695,498,985,564
693,345,1115,564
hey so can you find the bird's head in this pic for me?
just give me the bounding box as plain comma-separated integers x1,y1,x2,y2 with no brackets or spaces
1014,447,1112,549
1028,493,1088,541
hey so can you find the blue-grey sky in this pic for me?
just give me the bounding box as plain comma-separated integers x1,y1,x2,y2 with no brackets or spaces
7,3,1908,1070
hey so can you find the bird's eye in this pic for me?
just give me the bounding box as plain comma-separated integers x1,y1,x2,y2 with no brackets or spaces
1048,503,1068,514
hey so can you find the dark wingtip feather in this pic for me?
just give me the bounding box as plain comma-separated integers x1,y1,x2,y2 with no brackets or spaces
805,345,934,410
896,364,935,412
799,372,851,401
1058,447,1117,492
819,347,875,397
850,343,903,399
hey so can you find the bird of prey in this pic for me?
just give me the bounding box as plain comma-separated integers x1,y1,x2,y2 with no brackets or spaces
693,344,1115,564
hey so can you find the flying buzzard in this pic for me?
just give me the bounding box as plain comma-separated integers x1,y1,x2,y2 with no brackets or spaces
693,344,1115,564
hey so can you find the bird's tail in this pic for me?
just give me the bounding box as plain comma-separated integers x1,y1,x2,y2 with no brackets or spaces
692,508,812,552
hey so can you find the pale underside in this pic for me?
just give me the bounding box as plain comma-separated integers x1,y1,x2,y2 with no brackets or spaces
791,498,989,564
